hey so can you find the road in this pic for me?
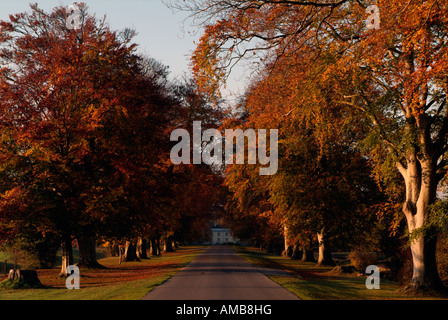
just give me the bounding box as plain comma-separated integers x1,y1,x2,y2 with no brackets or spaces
142,245,300,300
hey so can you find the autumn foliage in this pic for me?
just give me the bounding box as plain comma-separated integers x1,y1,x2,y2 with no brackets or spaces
2,0,448,296
0,4,222,273
177,0,448,293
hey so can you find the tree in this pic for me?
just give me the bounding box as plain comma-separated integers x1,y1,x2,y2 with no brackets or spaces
168,79,227,244
222,48,384,266
0,4,176,274
224,157,284,252
178,0,448,293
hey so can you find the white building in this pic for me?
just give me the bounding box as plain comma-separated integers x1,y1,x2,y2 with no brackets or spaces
211,227,237,244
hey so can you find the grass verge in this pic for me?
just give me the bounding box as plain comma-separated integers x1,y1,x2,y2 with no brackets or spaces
234,246,448,300
0,246,204,300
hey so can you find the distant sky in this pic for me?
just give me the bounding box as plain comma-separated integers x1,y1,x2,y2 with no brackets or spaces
0,0,247,101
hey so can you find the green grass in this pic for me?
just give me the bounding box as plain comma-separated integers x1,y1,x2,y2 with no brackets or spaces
269,275,408,300
0,271,175,300
0,246,204,300
235,246,448,300
0,251,15,274
0,278,46,290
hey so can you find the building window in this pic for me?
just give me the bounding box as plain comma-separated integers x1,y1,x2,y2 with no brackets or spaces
217,238,220,242
217,232,221,236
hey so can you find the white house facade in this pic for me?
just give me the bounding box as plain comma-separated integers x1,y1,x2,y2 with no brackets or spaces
211,228,237,244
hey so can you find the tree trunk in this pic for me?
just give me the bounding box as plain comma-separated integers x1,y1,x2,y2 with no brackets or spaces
108,243,119,257
317,228,335,266
151,238,161,256
291,245,302,260
118,245,125,264
407,234,442,291
122,241,139,262
282,225,293,257
398,155,445,293
60,237,74,276
8,269,42,287
301,247,315,262
164,236,174,252
77,235,104,268
283,245,293,258
137,237,148,259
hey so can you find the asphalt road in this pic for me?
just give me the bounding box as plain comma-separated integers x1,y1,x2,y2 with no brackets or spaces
142,245,300,300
